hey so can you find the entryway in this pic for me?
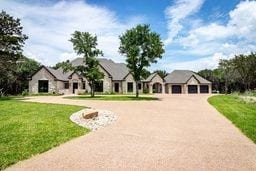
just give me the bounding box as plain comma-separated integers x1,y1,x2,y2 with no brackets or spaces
153,83,162,93
73,83,78,94
114,83,119,93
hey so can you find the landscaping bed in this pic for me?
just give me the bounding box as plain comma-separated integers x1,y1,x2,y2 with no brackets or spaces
0,98,89,170
208,95,256,143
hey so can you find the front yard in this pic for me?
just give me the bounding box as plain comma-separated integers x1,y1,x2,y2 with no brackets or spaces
64,95,159,101
208,95,256,143
0,98,89,170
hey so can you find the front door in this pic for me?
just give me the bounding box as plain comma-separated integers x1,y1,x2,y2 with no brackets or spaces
73,83,78,94
114,83,119,93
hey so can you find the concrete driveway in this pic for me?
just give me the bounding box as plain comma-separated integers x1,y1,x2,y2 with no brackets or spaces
7,94,256,170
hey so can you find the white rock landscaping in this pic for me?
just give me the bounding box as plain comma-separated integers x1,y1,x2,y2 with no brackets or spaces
70,108,117,131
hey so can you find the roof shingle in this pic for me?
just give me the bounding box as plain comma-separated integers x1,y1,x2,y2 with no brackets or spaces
70,58,129,80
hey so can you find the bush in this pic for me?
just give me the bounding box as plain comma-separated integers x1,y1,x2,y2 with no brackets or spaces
143,88,149,94
21,89,29,96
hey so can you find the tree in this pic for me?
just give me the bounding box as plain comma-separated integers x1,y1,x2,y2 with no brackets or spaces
119,24,165,97
219,59,238,94
0,10,28,96
53,60,73,73
232,54,251,90
16,56,40,93
70,31,104,97
154,70,168,79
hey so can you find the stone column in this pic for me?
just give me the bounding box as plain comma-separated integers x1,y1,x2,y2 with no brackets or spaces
149,84,153,94
162,84,165,94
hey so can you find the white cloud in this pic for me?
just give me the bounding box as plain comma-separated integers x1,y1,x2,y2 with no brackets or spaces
1,1,144,66
164,0,204,45
163,0,256,71
161,52,232,72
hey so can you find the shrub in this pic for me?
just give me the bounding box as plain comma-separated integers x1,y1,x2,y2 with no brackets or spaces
21,89,29,96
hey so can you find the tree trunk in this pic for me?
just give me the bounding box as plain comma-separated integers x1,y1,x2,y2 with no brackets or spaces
225,79,228,95
90,81,95,97
136,81,139,98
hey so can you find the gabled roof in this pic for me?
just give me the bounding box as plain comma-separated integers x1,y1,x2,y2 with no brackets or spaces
70,58,129,81
143,73,163,82
45,67,73,81
164,70,211,84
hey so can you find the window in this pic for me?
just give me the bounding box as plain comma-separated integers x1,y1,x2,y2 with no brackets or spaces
138,83,142,90
94,81,103,92
127,82,133,92
82,81,86,89
64,82,69,89
38,80,49,93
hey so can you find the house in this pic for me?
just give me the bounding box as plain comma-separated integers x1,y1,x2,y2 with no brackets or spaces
29,58,140,94
164,70,212,94
29,58,212,94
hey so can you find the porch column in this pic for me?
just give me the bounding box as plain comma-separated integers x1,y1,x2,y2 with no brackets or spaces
162,84,165,94
197,85,200,94
149,84,153,94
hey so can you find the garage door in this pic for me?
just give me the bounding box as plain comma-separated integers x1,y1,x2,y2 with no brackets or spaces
188,85,198,93
172,85,182,94
200,85,209,93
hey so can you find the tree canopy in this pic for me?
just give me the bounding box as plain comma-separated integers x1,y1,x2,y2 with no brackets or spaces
154,70,168,79
198,52,256,93
53,60,73,73
119,24,165,97
0,10,28,96
70,31,104,97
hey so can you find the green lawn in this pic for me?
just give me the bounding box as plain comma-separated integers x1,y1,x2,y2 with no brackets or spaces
0,98,89,170
64,95,159,101
208,95,256,143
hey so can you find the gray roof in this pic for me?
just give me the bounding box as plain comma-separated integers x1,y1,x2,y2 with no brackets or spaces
45,66,72,81
164,70,211,84
70,58,129,80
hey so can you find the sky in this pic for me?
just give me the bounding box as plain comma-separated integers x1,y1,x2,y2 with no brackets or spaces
1,0,256,71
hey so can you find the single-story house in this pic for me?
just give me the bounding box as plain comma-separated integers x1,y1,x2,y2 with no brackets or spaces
29,58,142,94
29,58,211,94
164,70,212,94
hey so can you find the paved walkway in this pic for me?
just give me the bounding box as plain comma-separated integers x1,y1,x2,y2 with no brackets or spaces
7,94,256,170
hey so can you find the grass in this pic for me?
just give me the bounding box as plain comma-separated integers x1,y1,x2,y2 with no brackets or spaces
64,95,159,101
208,95,256,143
0,98,89,170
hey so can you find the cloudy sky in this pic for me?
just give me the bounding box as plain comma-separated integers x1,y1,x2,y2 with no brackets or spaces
1,0,256,71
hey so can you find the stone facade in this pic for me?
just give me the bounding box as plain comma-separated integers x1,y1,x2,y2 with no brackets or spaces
29,67,57,94
29,64,212,95
165,76,212,94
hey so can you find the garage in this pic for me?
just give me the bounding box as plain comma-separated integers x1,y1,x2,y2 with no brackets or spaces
188,85,198,94
172,85,182,94
200,85,209,93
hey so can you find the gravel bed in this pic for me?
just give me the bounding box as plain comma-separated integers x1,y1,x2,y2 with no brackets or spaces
70,108,118,131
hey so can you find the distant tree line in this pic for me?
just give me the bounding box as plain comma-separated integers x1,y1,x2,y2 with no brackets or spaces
198,52,256,94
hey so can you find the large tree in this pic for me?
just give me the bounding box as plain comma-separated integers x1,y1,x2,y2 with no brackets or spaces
154,70,168,79
0,10,28,96
16,56,40,93
119,24,165,97
53,60,73,73
70,31,104,97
